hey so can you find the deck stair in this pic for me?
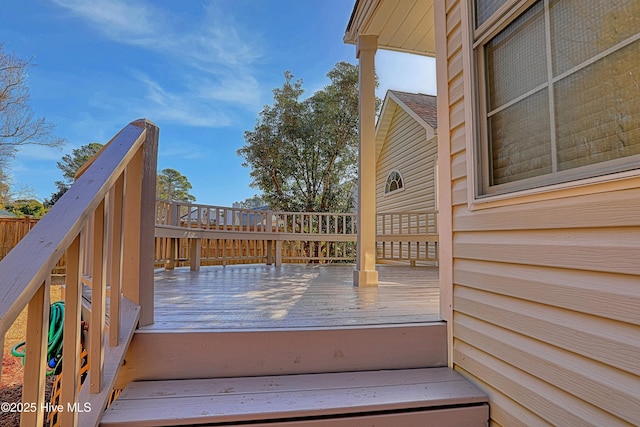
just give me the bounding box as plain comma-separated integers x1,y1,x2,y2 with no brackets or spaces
101,322,488,426
100,367,488,426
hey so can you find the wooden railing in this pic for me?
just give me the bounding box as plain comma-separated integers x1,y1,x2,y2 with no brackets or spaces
155,201,437,268
377,211,439,265
155,201,357,267
0,119,158,426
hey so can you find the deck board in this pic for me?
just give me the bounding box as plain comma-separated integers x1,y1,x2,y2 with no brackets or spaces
142,264,440,331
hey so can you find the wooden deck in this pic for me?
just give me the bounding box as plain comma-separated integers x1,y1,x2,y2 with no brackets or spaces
142,264,440,331
106,264,488,427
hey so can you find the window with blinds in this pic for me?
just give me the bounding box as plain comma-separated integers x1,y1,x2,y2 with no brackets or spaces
475,0,640,196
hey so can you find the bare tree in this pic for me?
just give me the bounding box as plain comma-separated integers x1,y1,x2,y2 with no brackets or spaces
0,43,65,166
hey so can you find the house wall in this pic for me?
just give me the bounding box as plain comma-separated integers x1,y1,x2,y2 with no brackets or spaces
436,0,640,425
376,106,437,213
376,105,438,262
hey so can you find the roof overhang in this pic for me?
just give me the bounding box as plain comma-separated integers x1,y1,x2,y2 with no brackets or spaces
375,91,436,161
344,0,436,57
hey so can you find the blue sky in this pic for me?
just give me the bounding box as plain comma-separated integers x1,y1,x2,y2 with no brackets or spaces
0,0,436,206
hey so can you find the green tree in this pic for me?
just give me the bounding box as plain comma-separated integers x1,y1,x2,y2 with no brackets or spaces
156,168,196,202
0,43,65,166
45,142,103,207
238,62,374,213
6,198,45,218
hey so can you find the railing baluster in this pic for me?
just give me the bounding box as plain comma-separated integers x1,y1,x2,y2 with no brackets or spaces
20,278,50,426
60,232,85,427
0,336,3,384
122,147,144,318
90,198,107,394
110,175,124,346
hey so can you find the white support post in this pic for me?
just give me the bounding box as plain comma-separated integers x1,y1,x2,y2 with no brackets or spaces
354,34,379,287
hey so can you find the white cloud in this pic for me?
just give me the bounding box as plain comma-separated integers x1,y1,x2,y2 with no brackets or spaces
190,75,261,108
131,72,233,128
51,0,159,41
51,0,264,124
66,112,130,145
158,140,204,161
51,0,260,74
13,144,63,161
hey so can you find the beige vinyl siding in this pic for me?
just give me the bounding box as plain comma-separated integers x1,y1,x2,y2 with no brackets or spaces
376,104,437,263
376,107,437,212
439,0,640,425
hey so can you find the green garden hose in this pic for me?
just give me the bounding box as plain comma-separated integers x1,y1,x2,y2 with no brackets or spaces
11,301,65,376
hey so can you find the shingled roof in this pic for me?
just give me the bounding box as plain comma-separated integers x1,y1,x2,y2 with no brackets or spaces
375,90,438,161
388,90,437,130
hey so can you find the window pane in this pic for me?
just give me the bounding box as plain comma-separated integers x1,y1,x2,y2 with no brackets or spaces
476,0,508,27
490,89,552,185
385,172,403,194
550,0,640,76
486,1,547,111
555,39,640,171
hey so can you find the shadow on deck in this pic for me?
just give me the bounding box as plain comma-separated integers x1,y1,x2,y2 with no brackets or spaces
143,264,441,331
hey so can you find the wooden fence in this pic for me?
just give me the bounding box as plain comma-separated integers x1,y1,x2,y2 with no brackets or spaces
0,217,67,275
0,217,39,258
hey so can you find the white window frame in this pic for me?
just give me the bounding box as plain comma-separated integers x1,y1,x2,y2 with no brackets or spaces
384,170,405,195
470,0,640,206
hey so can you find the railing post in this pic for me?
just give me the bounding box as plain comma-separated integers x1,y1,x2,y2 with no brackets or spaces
165,238,176,270
190,238,201,271
169,202,178,226
222,239,227,266
275,241,283,266
122,119,158,327
266,211,274,265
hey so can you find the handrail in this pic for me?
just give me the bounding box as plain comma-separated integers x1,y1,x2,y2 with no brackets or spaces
0,119,159,426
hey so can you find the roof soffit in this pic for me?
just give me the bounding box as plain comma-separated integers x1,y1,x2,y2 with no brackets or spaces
345,0,436,57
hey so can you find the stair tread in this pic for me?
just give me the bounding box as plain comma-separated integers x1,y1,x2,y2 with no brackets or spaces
101,368,487,426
